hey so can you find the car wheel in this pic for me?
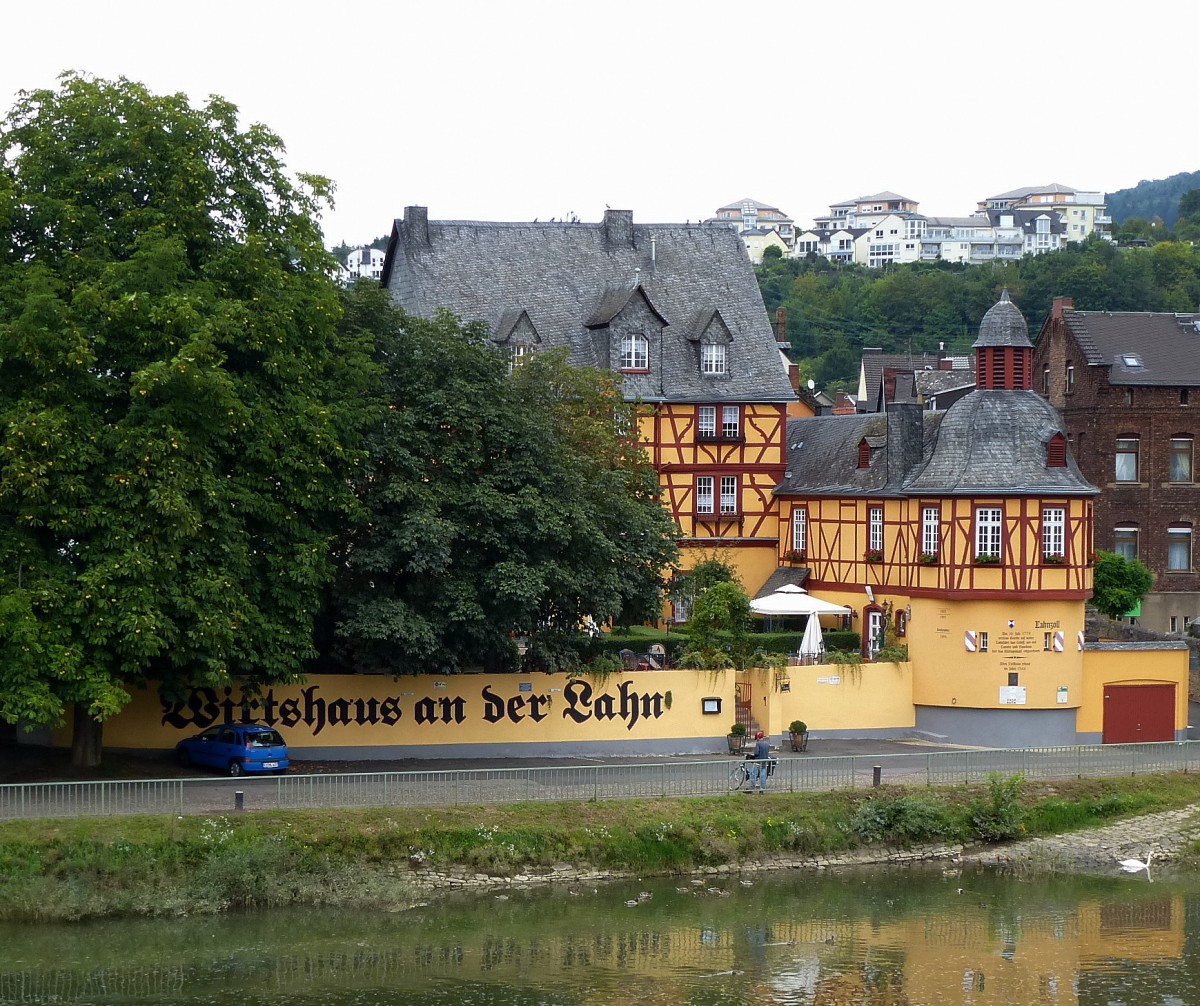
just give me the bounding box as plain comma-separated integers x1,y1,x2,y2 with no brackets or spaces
178,749,192,767
228,760,243,777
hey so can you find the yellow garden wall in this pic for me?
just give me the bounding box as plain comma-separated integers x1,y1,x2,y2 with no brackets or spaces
84,670,740,760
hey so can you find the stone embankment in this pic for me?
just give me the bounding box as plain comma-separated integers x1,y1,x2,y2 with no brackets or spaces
964,803,1200,872
402,806,1200,893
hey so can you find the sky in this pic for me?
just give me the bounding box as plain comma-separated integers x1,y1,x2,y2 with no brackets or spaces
4,0,1199,249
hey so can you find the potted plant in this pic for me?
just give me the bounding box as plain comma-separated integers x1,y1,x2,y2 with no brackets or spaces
918,552,939,566
788,719,809,752
863,549,883,563
973,553,1001,565
727,721,747,754
1043,553,1065,564
783,548,807,564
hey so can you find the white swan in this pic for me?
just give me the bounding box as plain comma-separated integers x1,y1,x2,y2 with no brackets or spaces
1117,851,1153,873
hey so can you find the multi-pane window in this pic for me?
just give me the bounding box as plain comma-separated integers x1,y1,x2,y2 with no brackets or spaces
1042,507,1065,559
978,631,989,652
672,594,692,624
719,476,738,514
1167,526,1192,571
1170,438,1193,482
722,405,740,438
868,507,883,552
922,506,940,556
509,344,531,373
975,507,1003,558
620,333,648,370
1113,526,1138,560
697,406,716,438
695,476,714,514
792,507,807,553
1115,438,1139,482
701,343,727,375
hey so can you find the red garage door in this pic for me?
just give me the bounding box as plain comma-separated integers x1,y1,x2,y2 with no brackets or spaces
1103,684,1176,744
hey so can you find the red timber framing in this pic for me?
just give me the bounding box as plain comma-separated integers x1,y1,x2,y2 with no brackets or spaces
788,495,1093,600
647,402,787,546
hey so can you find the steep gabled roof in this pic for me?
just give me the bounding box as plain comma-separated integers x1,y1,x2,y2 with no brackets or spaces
381,208,795,405
987,182,1083,201
859,350,970,412
1060,310,1200,384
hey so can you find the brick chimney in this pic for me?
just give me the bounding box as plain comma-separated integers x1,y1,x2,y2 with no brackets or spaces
1051,296,1074,319
832,391,856,415
776,306,787,343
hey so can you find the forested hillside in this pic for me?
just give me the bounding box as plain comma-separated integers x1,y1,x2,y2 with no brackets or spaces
1107,171,1200,228
756,238,1200,388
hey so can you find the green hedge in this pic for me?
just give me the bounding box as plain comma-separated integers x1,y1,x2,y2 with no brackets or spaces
594,629,861,665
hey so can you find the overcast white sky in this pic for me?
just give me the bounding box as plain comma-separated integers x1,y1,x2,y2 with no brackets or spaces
5,1,1199,248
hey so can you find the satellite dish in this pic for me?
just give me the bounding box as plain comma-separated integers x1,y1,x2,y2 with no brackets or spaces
807,379,815,390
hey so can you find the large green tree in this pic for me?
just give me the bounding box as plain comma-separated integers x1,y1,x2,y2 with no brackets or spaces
0,74,373,763
329,286,679,675
1090,550,1154,621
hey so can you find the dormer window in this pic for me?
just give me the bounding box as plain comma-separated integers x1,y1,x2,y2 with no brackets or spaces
509,343,532,373
1046,433,1067,467
857,438,871,468
701,343,727,375
620,333,649,371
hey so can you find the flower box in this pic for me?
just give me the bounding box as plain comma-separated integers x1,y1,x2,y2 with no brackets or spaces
918,552,939,566
973,554,1001,565
1043,553,1066,565
783,549,807,564
863,550,883,563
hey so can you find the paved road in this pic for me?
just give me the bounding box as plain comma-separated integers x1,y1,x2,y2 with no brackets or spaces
3,739,1198,820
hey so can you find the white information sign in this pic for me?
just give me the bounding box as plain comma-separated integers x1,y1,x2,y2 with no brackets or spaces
999,686,1027,706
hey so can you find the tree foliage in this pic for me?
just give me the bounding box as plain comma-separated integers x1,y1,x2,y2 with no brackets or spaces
681,580,753,671
757,237,1200,386
0,74,374,745
328,286,680,675
1091,550,1154,620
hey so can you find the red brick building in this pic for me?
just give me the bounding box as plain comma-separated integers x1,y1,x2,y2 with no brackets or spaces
1033,297,1200,633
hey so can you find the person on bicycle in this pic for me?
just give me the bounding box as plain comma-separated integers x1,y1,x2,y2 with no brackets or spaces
748,730,772,793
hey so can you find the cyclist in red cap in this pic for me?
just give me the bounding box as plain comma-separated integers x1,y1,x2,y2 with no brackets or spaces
747,730,772,793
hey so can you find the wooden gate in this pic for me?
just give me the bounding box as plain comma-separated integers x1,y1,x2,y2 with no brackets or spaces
1102,683,1176,743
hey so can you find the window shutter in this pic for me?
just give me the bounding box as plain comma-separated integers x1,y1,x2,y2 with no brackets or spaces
1046,433,1067,467
857,439,871,468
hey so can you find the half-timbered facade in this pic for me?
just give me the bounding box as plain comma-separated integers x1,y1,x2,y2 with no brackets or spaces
770,292,1106,745
379,207,796,599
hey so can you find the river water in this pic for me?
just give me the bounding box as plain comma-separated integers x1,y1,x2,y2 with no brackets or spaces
2,863,1197,1005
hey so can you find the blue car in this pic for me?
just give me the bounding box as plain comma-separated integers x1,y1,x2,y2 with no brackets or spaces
176,724,289,776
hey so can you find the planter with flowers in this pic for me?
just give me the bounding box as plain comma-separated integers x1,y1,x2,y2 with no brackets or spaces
727,722,747,754
783,549,807,564
973,553,1001,565
1043,553,1066,565
918,552,939,566
863,550,883,563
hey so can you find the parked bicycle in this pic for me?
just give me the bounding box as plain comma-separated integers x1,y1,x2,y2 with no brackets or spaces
728,755,777,792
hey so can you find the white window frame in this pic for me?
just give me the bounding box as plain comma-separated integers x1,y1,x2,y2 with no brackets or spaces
1169,437,1193,483
697,405,716,438
868,506,883,552
1113,526,1138,560
701,343,727,375
975,507,1003,558
672,593,692,624
792,507,807,553
719,475,738,514
695,476,714,515
1167,526,1191,571
978,631,989,652
1042,507,1065,559
721,405,740,439
921,506,940,556
1115,438,1139,482
620,333,648,370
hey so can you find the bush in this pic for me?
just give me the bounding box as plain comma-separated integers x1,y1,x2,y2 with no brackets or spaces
823,629,860,652
850,792,956,845
729,722,747,736
969,772,1026,841
788,720,808,734
874,645,909,662
824,649,863,665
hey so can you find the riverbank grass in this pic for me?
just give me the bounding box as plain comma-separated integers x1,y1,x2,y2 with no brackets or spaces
3,772,1200,922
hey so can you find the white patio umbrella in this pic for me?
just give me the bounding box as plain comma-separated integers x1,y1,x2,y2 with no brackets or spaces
749,583,851,617
798,612,826,659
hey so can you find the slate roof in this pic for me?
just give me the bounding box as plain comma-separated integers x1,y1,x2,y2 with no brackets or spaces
903,390,1095,495
381,209,796,405
859,350,972,411
986,182,1083,201
776,390,1095,498
1056,310,1200,385
753,566,810,600
973,289,1033,348
981,207,1068,233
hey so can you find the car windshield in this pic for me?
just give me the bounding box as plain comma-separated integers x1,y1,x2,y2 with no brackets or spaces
246,731,283,747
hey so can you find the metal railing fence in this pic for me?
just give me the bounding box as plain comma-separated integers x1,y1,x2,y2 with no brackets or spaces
2,741,1198,820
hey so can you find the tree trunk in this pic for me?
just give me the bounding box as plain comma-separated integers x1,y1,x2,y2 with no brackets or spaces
71,706,103,768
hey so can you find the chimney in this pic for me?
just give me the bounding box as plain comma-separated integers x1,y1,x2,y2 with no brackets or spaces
603,209,634,249
1051,296,1074,319
940,357,954,371
886,388,924,485
776,306,787,343
404,205,430,250
833,391,856,415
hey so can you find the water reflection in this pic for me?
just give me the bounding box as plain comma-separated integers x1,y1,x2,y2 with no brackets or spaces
2,864,1198,1005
